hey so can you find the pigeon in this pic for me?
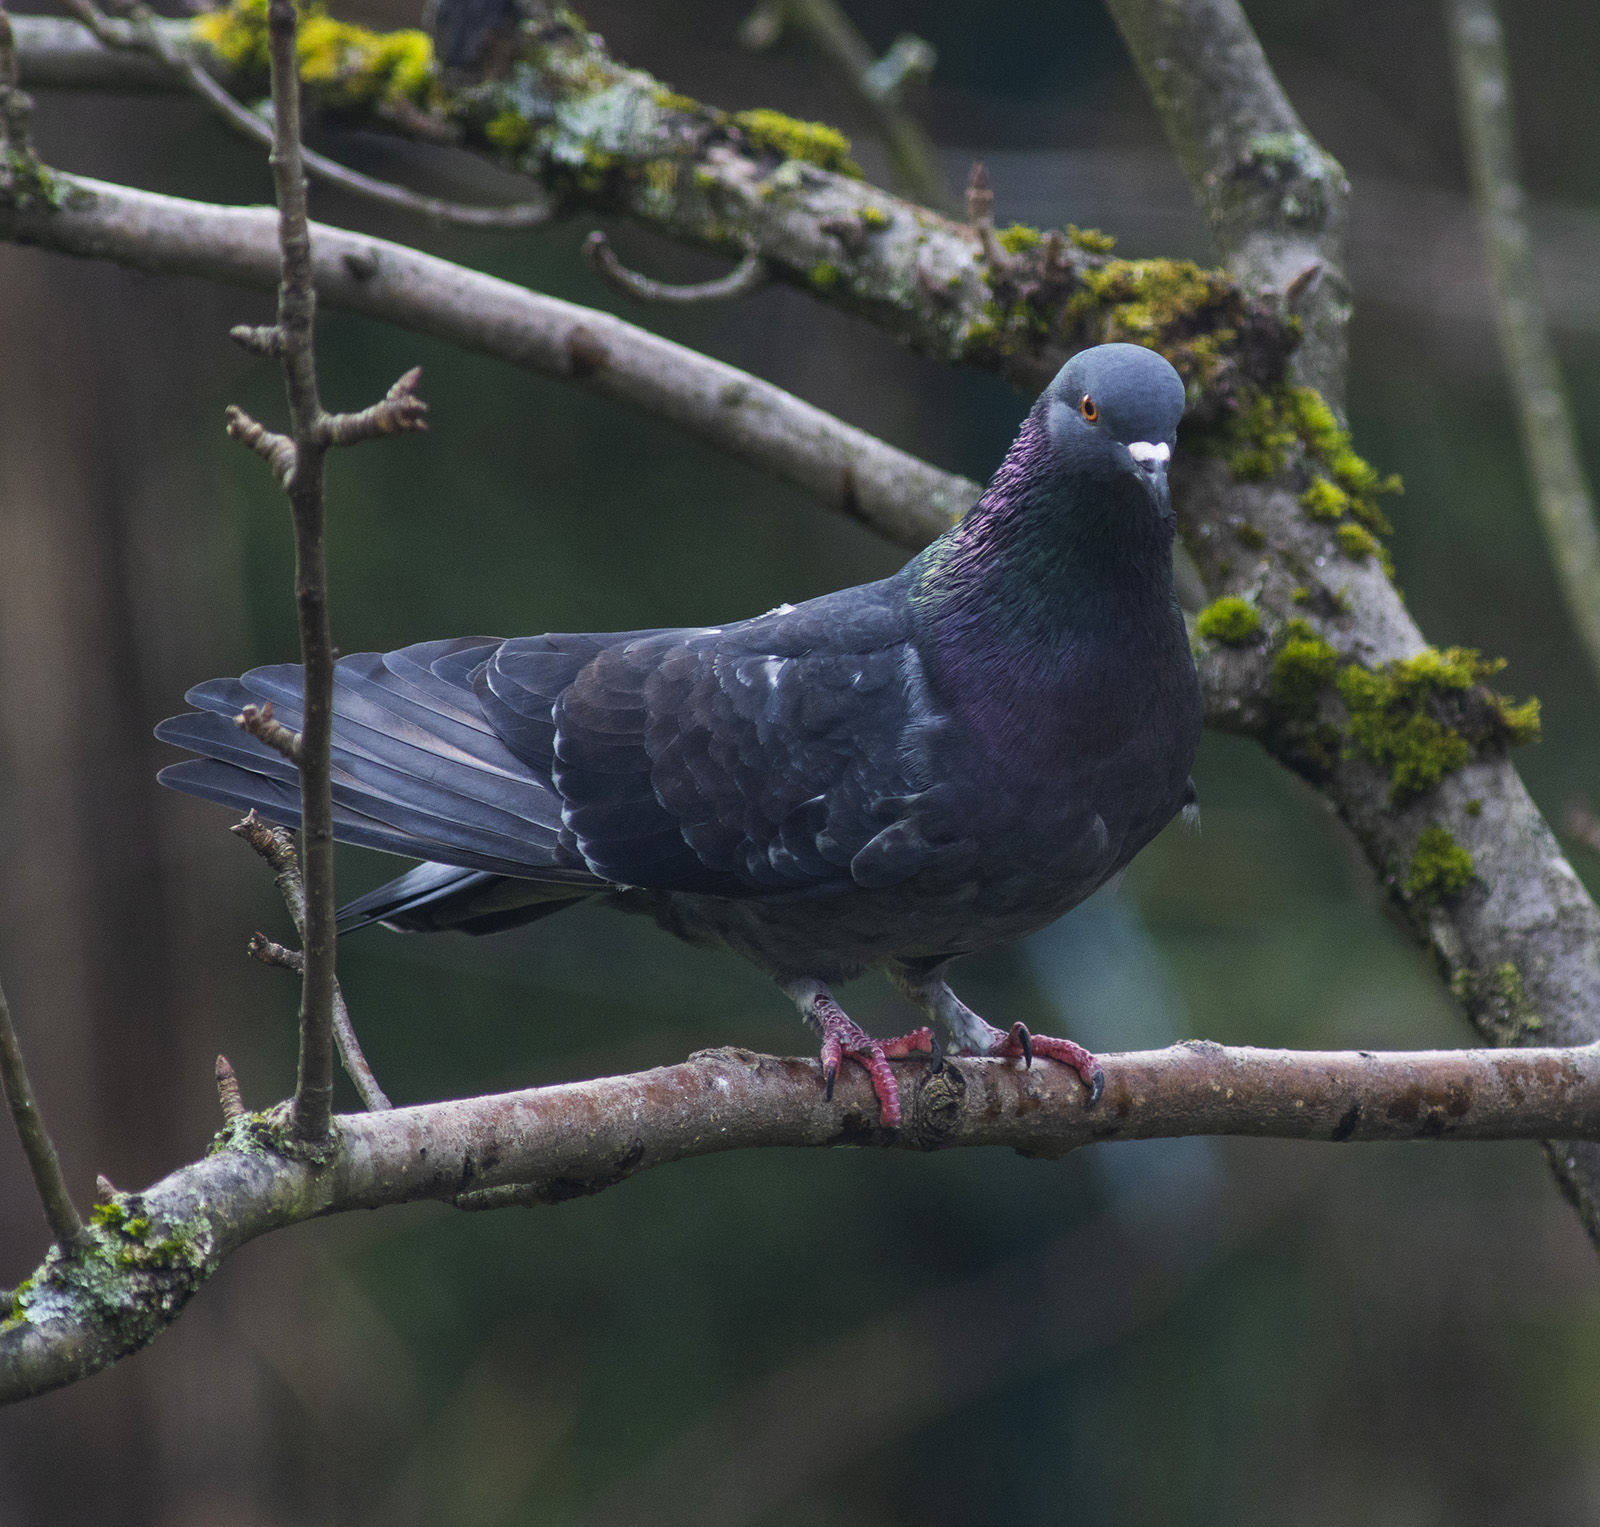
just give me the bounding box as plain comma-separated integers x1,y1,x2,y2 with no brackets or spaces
157,342,1201,1124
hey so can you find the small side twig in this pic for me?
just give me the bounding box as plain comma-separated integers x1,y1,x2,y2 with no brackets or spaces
0,975,87,1253
1448,0,1600,693
321,366,430,446
224,404,298,489
215,1055,246,1123
965,161,1011,272
60,0,554,230
233,818,392,1112
582,232,768,305
235,700,303,763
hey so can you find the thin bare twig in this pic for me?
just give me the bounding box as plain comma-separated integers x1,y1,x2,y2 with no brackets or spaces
582,232,768,305
233,816,392,1112
740,0,949,209
60,0,553,230
1447,0,1600,692
225,1,424,1141
251,0,339,1146
0,975,86,1252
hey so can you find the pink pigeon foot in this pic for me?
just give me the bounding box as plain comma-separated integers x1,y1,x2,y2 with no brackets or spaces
790,985,935,1126
982,1020,1104,1106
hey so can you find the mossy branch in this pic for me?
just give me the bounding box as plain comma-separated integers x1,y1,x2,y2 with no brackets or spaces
8,1038,1600,1406
5,6,1293,411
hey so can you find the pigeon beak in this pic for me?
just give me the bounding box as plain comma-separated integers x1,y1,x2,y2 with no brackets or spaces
1127,440,1172,519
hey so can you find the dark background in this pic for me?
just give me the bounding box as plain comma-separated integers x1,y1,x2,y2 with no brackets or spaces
4,0,1600,1521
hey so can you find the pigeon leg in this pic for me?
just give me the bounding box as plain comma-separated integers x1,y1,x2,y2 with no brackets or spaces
889,963,1104,1107
783,979,934,1127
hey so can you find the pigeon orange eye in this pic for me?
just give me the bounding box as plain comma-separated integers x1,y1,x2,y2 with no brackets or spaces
1080,395,1098,422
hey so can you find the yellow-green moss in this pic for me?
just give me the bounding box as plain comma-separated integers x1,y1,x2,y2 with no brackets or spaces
809,260,841,291
996,223,1043,255
1064,258,1242,394
195,0,437,108
1235,522,1266,549
1337,646,1536,802
1487,961,1543,1040
1195,596,1262,645
1220,384,1401,544
485,109,533,152
1405,826,1474,902
732,109,861,175
1493,693,1542,745
1336,523,1380,560
1464,797,1483,815
1300,477,1349,520
643,158,678,195
1066,223,1116,254
652,88,700,113
1270,620,1339,718
859,204,891,230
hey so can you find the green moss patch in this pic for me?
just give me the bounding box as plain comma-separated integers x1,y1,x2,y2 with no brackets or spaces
1338,647,1540,803
1195,596,1262,645
732,109,861,175
1066,224,1116,254
997,223,1042,255
1270,620,1339,718
195,0,436,108
1405,826,1474,902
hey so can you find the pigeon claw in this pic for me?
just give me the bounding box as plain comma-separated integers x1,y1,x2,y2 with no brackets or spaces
811,994,934,1127
988,1023,1103,1108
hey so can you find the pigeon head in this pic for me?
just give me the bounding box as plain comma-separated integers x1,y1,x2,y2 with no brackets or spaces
908,342,1190,642
1040,343,1186,521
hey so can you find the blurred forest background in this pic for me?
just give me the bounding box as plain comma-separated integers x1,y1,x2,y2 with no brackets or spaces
4,0,1600,1521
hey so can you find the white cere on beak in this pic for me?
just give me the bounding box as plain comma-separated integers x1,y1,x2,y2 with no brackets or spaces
1127,441,1171,465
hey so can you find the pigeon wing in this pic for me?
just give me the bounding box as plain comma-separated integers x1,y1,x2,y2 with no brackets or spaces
478,579,955,897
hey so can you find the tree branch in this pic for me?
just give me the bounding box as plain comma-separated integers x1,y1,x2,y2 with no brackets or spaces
0,975,87,1254
5,9,1292,410
1104,0,1350,407
59,0,554,230
0,173,978,546
5,1038,1600,1404
1447,0,1600,691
